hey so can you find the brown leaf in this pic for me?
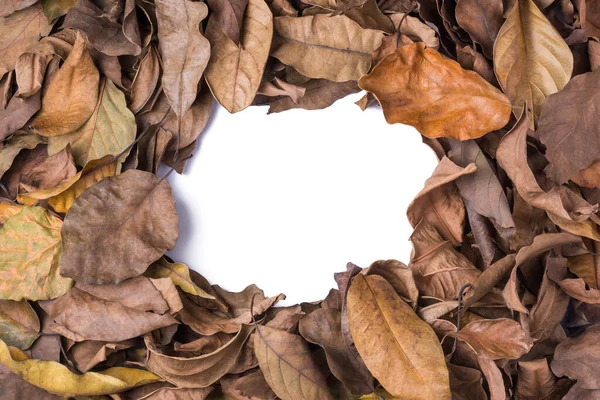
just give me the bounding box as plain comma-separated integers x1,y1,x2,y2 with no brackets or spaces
448,363,488,400
220,369,276,400
254,324,334,400
409,221,482,300
204,0,273,113
0,2,53,77
477,356,507,400
207,0,248,45
298,308,374,395
496,111,597,222
30,32,100,137
268,79,359,113
454,318,533,360
0,132,43,179
39,279,178,342
63,0,141,56
155,0,210,118
15,52,52,98
455,0,502,58
60,169,178,284
18,145,76,192
548,255,600,304
529,264,570,341
362,259,418,307
68,339,137,373
494,0,573,118
552,324,600,389
567,251,600,289
0,300,39,350
42,0,78,22
407,156,476,244
515,358,560,400
0,90,41,142
456,45,497,86
0,360,62,400
347,274,451,400
449,139,514,229
0,0,37,17
145,324,254,388
129,47,161,114
389,12,439,49
358,43,511,140
0,206,73,301
272,14,384,82
533,68,600,184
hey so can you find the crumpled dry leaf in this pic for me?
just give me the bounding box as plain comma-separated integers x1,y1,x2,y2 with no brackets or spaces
515,358,562,400
272,14,384,82
0,339,161,396
18,145,76,193
146,324,254,388
268,79,359,114
347,273,451,400
496,111,597,222
155,0,210,118
494,0,573,119
145,257,217,301
407,156,476,244
30,32,100,137
60,169,178,284
299,307,374,395
0,2,53,77
254,324,334,400
358,43,511,140
455,0,502,58
0,206,73,301
204,0,273,113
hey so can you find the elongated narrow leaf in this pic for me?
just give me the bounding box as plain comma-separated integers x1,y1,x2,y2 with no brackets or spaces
347,274,451,400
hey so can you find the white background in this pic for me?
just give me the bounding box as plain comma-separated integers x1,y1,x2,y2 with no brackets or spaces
162,92,438,304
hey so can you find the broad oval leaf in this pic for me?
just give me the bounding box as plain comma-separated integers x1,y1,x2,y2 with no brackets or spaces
204,0,273,113
48,78,136,167
60,169,178,284
0,300,40,350
358,43,511,140
155,0,210,118
454,319,533,360
0,206,73,301
30,32,100,137
347,274,451,400
0,339,161,396
272,14,384,82
493,0,573,119
254,324,334,400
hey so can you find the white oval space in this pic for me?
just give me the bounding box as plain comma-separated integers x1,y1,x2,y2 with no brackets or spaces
162,93,438,304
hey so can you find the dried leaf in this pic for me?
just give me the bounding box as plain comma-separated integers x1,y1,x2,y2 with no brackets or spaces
0,3,52,77
268,79,359,113
155,0,210,118
0,300,39,350
145,257,216,300
0,339,161,396
515,359,560,400
204,0,273,113
552,324,600,389
347,274,451,400
272,14,384,82
493,0,573,118
254,324,334,400
455,0,503,58
534,68,600,184
60,169,178,284
0,206,73,301
30,32,100,137
48,78,136,167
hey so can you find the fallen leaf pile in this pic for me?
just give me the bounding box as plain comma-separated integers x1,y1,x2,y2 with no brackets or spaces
0,0,599,398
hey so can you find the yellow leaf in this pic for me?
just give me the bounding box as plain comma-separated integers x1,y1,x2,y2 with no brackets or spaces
347,274,451,400
493,0,573,119
145,257,216,300
0,339,161,396
0,203,24,224
17,156,119,213
0,206,73,301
